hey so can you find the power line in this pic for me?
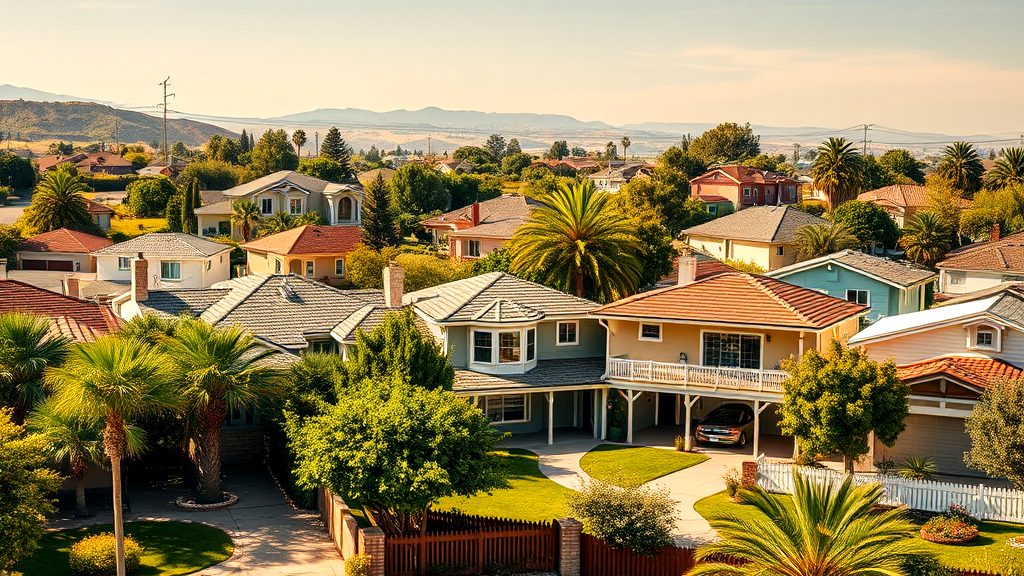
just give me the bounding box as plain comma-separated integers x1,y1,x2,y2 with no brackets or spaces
157,77,175,162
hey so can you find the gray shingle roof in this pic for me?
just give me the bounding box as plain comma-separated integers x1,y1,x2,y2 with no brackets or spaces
94,233,231,258
422,195,538,239
768,249,936,288
406,272,598,324
684,205,828,244
194,199,233,215
330,305,430,343
454,358,605,393
221,170,357,197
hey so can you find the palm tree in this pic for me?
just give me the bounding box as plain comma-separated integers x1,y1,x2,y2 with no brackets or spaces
811,137,862,209
691,472,923,576
987,147,1024,190
22,170,95,233
117,313,178,346
936,141,985,195
508,180,642,302
621,136,631,159
261,211,295,236
794,222,860,259
230,199,261,242
0,312,71,424
292,129,307,157
899,212,952,267
165,319,280,504
47,336,180,576
27,399,105,517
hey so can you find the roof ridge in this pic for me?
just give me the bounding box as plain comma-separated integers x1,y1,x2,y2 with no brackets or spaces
441,273,505,321
201,274,272,325
749,275,815,324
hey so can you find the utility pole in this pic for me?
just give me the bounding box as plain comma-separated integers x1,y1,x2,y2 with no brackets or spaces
113,117,120,152
427,135,431,156
792,143,800,165
861,123,874,156
314,131,319,156
158,76,175,162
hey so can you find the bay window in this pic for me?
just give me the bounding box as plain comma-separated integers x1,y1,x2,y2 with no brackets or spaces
471,326,539,372
526,328,536,362
473,331,492,363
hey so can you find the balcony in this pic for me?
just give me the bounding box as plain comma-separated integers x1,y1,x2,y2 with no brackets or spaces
605,357,788,394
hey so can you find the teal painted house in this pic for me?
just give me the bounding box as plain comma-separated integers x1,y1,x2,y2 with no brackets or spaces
766,250,936,324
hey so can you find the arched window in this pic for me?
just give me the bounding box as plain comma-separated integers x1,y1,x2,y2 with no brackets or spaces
339,197,353,221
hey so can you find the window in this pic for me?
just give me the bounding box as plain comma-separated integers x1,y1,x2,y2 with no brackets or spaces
335,259,345,276
304,261,314,278
845,289,869,306
526,329,536,361
639,323,662,342
160,261,181,281
702,332,762,369
289,198,303,215
499,331,521,363
117,256,130,271
776,246,785,256
309,340,338,354
948,272,965,285
467,240,481,257
976,329,994,348
274,259,282,274
743,187,752,198
707,204,718,216
260,198,273,214
339,197,353,221
485,394,528,424
557,321,579,346
473,331,492,363
218,221,231,235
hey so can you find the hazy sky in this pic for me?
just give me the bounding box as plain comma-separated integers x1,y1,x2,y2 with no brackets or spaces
3,0,1023,134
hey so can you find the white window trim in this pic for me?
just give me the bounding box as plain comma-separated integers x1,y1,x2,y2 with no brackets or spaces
965,323,1001,352
274,259,282,274
160,260,182,281
467,239,481,258
698,329,766,370
845,289,870,307
289,198,305,215
556,320,579,346
742,187,752,197
259,197,274,215
483,394,531,425
117,256,130,271
304,260,315,278
638,322,663,342
469,326,539,373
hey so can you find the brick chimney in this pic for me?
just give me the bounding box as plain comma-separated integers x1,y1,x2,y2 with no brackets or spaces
677,252,698,286
471,202,480,227
383,263,404,308
131,252,148,302
64,274,80,299
991,222,1001,242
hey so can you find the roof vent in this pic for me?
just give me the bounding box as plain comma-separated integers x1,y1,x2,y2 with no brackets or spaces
278,280,298,302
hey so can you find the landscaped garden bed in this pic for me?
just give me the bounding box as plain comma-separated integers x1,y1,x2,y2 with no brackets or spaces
579,444,708,487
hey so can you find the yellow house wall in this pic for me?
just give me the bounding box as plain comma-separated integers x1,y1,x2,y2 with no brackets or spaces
450,236,509,260
245,250,349,279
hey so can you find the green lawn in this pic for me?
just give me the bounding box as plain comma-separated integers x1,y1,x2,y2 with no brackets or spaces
17,520,234,576
579,444,709,487
436,449,571,522
694,491,1024,573
110,216,167,238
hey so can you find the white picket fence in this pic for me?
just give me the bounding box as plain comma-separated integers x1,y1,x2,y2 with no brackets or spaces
756,457,1024,523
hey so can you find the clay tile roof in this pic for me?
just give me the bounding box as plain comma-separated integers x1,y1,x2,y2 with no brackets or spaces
19,228,113,254
857,184,930,208
0,280,121,341
84,199,114,215
241,225,363,255
896,355,1024,389
592,272,866,330
937,232,1024,272
691,165,799,185
683,205,828,244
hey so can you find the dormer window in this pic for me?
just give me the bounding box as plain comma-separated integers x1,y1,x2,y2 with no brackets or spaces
966,323,1000,352
976,330,994,348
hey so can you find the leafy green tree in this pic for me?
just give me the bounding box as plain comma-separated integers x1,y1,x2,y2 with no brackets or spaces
616,174,711,237
48,141,74,155
567,478,677,556
505,138,521,156
689,122,760,164
246,129,300,180
27,399,105,517
21,170,97,234
605,142,618,160
166,319,280,503
238,129,250,153
176,160,241,190
298,156,346,182
204,134,241,164
987,147,1024,190
629,208,676,289
741,153,791,175
570,145,586,157
170,141,193,160
0,224,22,266
123,152,150,170
165,193,183,232
0,408,62,572
445,172,502,209
780,340,909,473
964,378,1024,488
470,247,513,275
958,184,1024,239
230,199,261,242
859,154,899,191
692,472,923,576
341,309,453,391
620,136,631,159
831,200,900,249
288,382,505,534
508,180,642,302
125,177,178,218
0,312,70,424
452,145,495,170
936,141,985,196
879,149,925,184
484,133,507,161
346,247,469,291
181,178,199,234
501,152,533,179
0,151,36,189
286,352,344,417
811,137,862,209
899,212,951,266
319,127,352,176
291,129,307,157
48,336,181,576
118,313,178,346
391,163,449,215
548,140,569,160
361,173,400,250
365,145,382,164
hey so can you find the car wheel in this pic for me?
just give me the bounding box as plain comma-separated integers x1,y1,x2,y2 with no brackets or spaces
737,432,747,447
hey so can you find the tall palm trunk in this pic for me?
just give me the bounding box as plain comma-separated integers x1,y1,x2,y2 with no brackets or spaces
71,456,90,517
104,413,128,576
193,399,227,504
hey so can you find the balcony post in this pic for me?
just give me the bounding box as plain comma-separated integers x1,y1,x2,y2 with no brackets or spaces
653,393,659,426
674,394,681,425
684,394,693,451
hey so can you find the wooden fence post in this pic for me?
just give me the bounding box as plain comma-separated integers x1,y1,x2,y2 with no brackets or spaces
557,518,582,576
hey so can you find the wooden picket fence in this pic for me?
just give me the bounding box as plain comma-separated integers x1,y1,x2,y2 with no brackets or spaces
383,511,557,576
580,534,696,576
757,457,1024,523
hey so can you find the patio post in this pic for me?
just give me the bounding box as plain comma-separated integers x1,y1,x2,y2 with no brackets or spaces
653,393,659,426
600,388,608,440
592,391,599,439
753,400,771,457
547,391,555,445
674,394,681,425
684,394,699,451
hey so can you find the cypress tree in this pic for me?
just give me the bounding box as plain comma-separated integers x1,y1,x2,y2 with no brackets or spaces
239,129,250,153
181,178,199,234
320,127,352,177
166,193,183,232
361,173,400,250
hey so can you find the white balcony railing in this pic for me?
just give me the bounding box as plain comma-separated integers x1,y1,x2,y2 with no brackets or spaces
606,357,788,394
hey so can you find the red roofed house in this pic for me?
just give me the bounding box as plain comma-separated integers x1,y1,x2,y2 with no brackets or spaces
16,228,112,272
35,152,135,175
420,195,539,261
241,225,362,284
590,258,866,450
85,199,114,231
0,275,120,342
689,165,801,212
935,230,1024,296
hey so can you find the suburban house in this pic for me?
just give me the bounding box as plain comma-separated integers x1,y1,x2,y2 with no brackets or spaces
420,195,538,260
689,165,801,212
17,228,112,273
85,199,114,230
137,158,188,178
242,225,362,284
35,152,135,175
195,171,364,240
356,168,395,187
94,233,231,290
849,285,1024,476
587,162,653,192
0,273,120,342
682,205,828,272
766,250,936,325
935,231,1024,296
590,256,867,453
857,184,932,228
437,159,475,174
403,271,606,444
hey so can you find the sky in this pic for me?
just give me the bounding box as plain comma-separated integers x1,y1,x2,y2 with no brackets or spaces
2,0,1023,135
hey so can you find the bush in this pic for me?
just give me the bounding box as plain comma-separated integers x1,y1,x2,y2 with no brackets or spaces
944,503,977,525
69,533,143,576
723,467,742,501
898,455,937,480
920,516,979,544
900,555,952,576
673,435,685,452
81,174,141,192
566,478,677,556
125,177,178,217
344,553,372,576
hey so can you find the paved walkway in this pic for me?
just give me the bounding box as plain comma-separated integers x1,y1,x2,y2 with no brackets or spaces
52,467,344,575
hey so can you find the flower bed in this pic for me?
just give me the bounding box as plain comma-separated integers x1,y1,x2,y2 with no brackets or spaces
1009,535,1024,548
920,516,980,544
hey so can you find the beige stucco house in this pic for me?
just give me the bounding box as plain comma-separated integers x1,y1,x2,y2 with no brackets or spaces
242,225,362,284
93,233,232,290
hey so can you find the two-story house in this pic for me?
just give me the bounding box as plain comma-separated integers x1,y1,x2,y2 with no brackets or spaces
683,205,828,272
766,250,936,325
590,255,866,455
403,270,607,444
94,233,232,290
689,165,801,212
587,162,653,192
195,171,364,240
849,285,1024,477
935,231,1024,297
420,195,538,260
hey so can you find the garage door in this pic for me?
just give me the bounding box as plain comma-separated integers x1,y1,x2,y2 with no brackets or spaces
875,415,977,478
20,259,73,271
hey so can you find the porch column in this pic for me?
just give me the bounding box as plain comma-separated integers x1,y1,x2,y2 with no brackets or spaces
592,391,600,439
674,394,681,426
618,390,642,444
600,389,608,440
357,199,363,223
798,332,805,360
573,391,579,428
547,391,555,446
653,393,659,427
684,394,699,451
753,401,772,457
326,197,336,225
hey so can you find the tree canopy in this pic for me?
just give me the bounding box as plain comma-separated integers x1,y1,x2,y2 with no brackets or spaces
391,163,449,215
361,173,400,250
246,129,299,180
318,127,352,177
688,122,760,165
340,309,453,391
21,170,98,234
830,200,900,249
936,141,985,196
298,156,346,183
176,160,241,190
126,177,178,218
964,378,1024,489
811,137,862,209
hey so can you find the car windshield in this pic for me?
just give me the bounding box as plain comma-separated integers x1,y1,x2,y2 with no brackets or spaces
704,409,744,425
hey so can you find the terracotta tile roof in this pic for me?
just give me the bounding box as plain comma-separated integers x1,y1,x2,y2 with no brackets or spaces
937,232,1024,272
591,272,866,330
696,195,730,203
690,165,799,185
19,228,113,254
0,280,121,341
421,195,539,239
857,184,930,209
896,355,1024,389
84,199,114,215
656,252,736,287
684,205,828,244
241,225,363,255
36,152,133,172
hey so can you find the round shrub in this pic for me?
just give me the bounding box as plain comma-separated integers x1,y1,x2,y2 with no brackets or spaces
69,533,143,576
920,516,979,544
344,553,372,576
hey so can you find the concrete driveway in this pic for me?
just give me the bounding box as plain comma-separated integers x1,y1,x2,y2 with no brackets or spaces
0,198,28,224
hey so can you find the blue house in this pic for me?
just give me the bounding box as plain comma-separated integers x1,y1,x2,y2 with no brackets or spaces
766,250,936,324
